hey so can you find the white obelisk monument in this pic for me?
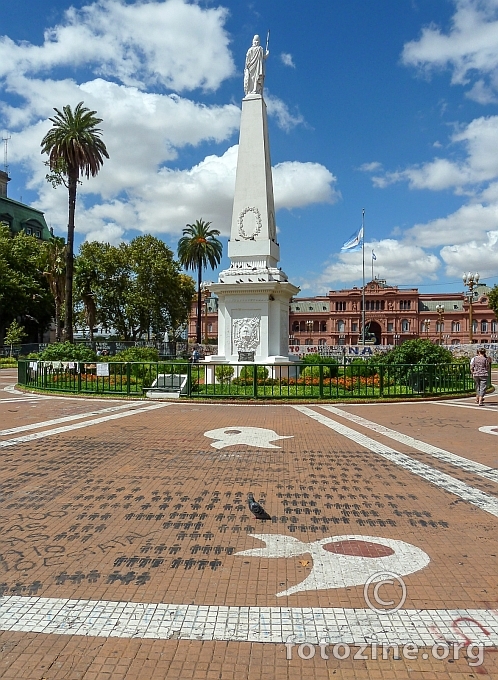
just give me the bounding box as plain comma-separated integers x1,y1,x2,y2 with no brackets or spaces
205,34,299,372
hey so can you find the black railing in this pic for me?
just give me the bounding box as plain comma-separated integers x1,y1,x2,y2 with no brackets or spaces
17,360,479,399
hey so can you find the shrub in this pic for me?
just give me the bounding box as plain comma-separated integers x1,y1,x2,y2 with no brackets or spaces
301,364,331,379
239,365,269,380
301,353,339,377
374,339,453,367
36,342,97,362
215,365,234,384
344,358,377,378
110,347,159,363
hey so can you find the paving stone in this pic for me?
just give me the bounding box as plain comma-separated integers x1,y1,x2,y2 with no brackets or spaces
0,372,496,677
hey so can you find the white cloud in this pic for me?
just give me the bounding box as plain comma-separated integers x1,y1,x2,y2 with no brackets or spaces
273,161,340,210
265,92,305,131
0,0,337,247
359,161,383,172
280,53,295,68
0,0,235,92
402,0,498,101
372,115,498,191
307,239,440,292
440,230,498,276
405,201,498,248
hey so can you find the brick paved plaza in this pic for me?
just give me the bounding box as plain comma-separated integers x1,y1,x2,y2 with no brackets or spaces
0,368,497,679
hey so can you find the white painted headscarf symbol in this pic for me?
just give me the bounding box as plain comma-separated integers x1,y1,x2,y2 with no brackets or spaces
236,534,430,597
204,427,293,449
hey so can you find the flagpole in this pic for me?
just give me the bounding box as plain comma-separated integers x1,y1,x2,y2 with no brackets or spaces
362,208,365,347
371,251,374,281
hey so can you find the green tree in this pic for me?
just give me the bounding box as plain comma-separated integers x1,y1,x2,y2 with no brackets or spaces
0,225,54,342
4,320,27,356
41,102,109,343
371,339,453,367
39,237,66,342
74,236,195,341
488,285,498,321
177,219,222,344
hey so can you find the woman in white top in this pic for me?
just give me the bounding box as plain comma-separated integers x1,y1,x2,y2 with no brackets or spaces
470,347,491,405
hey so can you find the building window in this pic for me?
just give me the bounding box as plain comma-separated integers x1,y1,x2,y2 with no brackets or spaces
401,319,410,332
400,300,411,310
473,320,478,333
387,322,393,332
320,321,327,332
335,301,346,311
305,338,313,346
452,339,460,345
492,321,498,332
208,323,213,333
293,322,299,332
436,322,444,332
352,323,358,332
452,321,460,332
318,338,327,346
481,320,488,333
337,320,345,332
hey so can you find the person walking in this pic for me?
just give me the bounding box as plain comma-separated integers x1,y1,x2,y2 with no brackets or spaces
470,347,491,405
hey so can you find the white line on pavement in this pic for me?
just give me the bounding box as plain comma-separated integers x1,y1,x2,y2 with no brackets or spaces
0,403,170,448
292,406,498,519
0,401,150,436
0,596,497,644
318,405,498,484
0,397,47,404
436,402,496,411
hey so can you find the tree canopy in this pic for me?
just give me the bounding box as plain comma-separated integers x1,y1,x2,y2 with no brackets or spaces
74,235,195,341
0,224,54,343
488,285,498,320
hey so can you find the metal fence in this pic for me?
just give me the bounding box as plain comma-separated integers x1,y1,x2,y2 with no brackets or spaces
17,360,479,399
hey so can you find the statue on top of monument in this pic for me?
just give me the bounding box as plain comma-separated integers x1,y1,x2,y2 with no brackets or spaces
244,33,269,96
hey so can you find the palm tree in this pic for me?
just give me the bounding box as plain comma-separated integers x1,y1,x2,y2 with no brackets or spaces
178,219,222,344
41,102,109,343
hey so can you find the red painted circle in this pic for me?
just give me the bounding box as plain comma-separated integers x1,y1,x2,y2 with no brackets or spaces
322,540,395,558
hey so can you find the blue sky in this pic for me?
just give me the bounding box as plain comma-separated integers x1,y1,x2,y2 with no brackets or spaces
1,0,498,294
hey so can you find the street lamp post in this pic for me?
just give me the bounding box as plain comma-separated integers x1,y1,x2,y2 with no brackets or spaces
394,333,400,347
462,272,479,343
306,320,313,342
423,319,431,339
435,304,444,345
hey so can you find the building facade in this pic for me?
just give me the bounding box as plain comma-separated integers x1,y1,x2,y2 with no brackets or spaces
191,279,498,346
0,170,52,242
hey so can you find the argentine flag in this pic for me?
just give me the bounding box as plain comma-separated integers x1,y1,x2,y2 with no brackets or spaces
372,250,377,260
341,226,364,252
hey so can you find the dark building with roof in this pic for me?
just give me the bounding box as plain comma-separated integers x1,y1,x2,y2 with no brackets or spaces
0,170,52,241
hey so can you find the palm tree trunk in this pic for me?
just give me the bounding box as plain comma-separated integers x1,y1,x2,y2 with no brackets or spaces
55,297,61,342
196,262,202,344
64,170,77,343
